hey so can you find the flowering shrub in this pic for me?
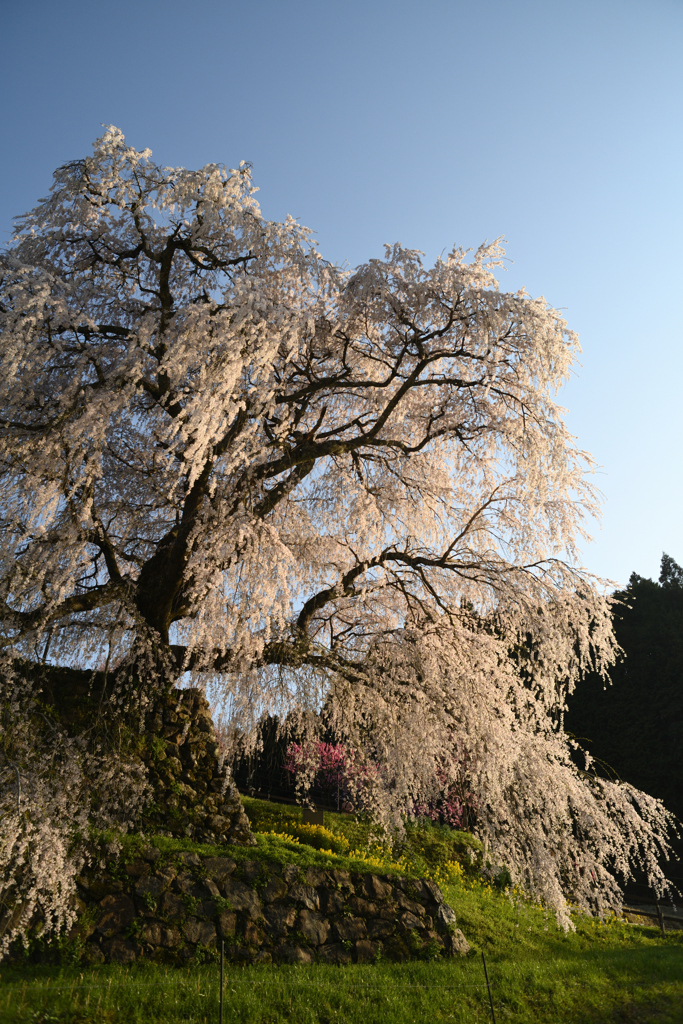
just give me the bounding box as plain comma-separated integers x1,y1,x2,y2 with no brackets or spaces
257,820,349,855
283,741,378,810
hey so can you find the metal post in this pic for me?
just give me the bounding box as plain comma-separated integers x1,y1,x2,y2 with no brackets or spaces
482,951,496,1024
219,939,224,1024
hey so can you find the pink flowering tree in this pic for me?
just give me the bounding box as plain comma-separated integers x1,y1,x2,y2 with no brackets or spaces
413,755,477,830
283,740,379,810
0,128,676,941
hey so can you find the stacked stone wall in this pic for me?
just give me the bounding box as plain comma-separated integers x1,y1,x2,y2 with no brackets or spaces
35,665,255,847
141,688,254,846
68,848,470,966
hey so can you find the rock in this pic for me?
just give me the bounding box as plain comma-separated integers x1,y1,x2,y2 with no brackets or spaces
135,876,166,900
383,935,411,961
75,875,118,901
218,910,236,938
362,875,392,900
436,904,457,929
207,814,230,833
367,919,395,939
176,851,201,868
253,950,272,964
320,889,345,915
67,915,96,942
399,911,424,932
203,857,236,880
140,922,181,947
421,880,445,905
83,944,105,964
281,865,300,884
183,918,217,946
241,860,262,883
228,817,258,847
96,894,136,938
222,878,262,919
159,892,185,920
444,928,470,956
396,895,425,916
106,937,138,963
328,869,353,889
335,917,367,942
305,867,330,887
262,877,288,903
317,942,352,965
202,878,221,898
141,846,161,863
288,884,319,911
124,859,150,878
347,896,377,917
275,944,314,965
298,910,330,946
175,874,195,895
264,905,297,936
356,939,381,963
244,921,265,946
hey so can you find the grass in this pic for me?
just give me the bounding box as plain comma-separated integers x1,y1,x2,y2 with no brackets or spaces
91,796,481,882
3,796,682,1023
241,796,482,878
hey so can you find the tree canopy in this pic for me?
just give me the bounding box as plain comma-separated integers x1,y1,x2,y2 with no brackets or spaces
0,129,675,936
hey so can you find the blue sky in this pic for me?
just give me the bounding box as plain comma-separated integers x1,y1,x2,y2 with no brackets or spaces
1,0,681,587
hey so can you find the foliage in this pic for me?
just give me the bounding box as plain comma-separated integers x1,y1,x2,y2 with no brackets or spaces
5,806,682,1021
0,665,150,960
242,796,481,879
0,128,676,937
566,553,683,834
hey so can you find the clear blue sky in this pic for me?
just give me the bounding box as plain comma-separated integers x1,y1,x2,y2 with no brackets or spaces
1,0,681,588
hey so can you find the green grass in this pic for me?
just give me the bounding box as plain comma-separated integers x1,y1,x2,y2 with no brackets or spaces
92,796,481,881
3,797,682,1022
240,795,482,880
3,933,682,1023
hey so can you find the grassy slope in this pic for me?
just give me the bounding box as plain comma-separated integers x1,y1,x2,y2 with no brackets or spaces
2,796,682,1024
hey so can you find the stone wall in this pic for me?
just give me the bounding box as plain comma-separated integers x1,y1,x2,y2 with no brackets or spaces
70,848,470,966
35,664,255,848
140,687,255,847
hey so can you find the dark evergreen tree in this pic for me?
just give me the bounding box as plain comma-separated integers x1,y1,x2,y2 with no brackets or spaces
566,553,683,829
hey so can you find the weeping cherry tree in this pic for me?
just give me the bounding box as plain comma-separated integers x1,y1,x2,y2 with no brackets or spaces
0,128,674,944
